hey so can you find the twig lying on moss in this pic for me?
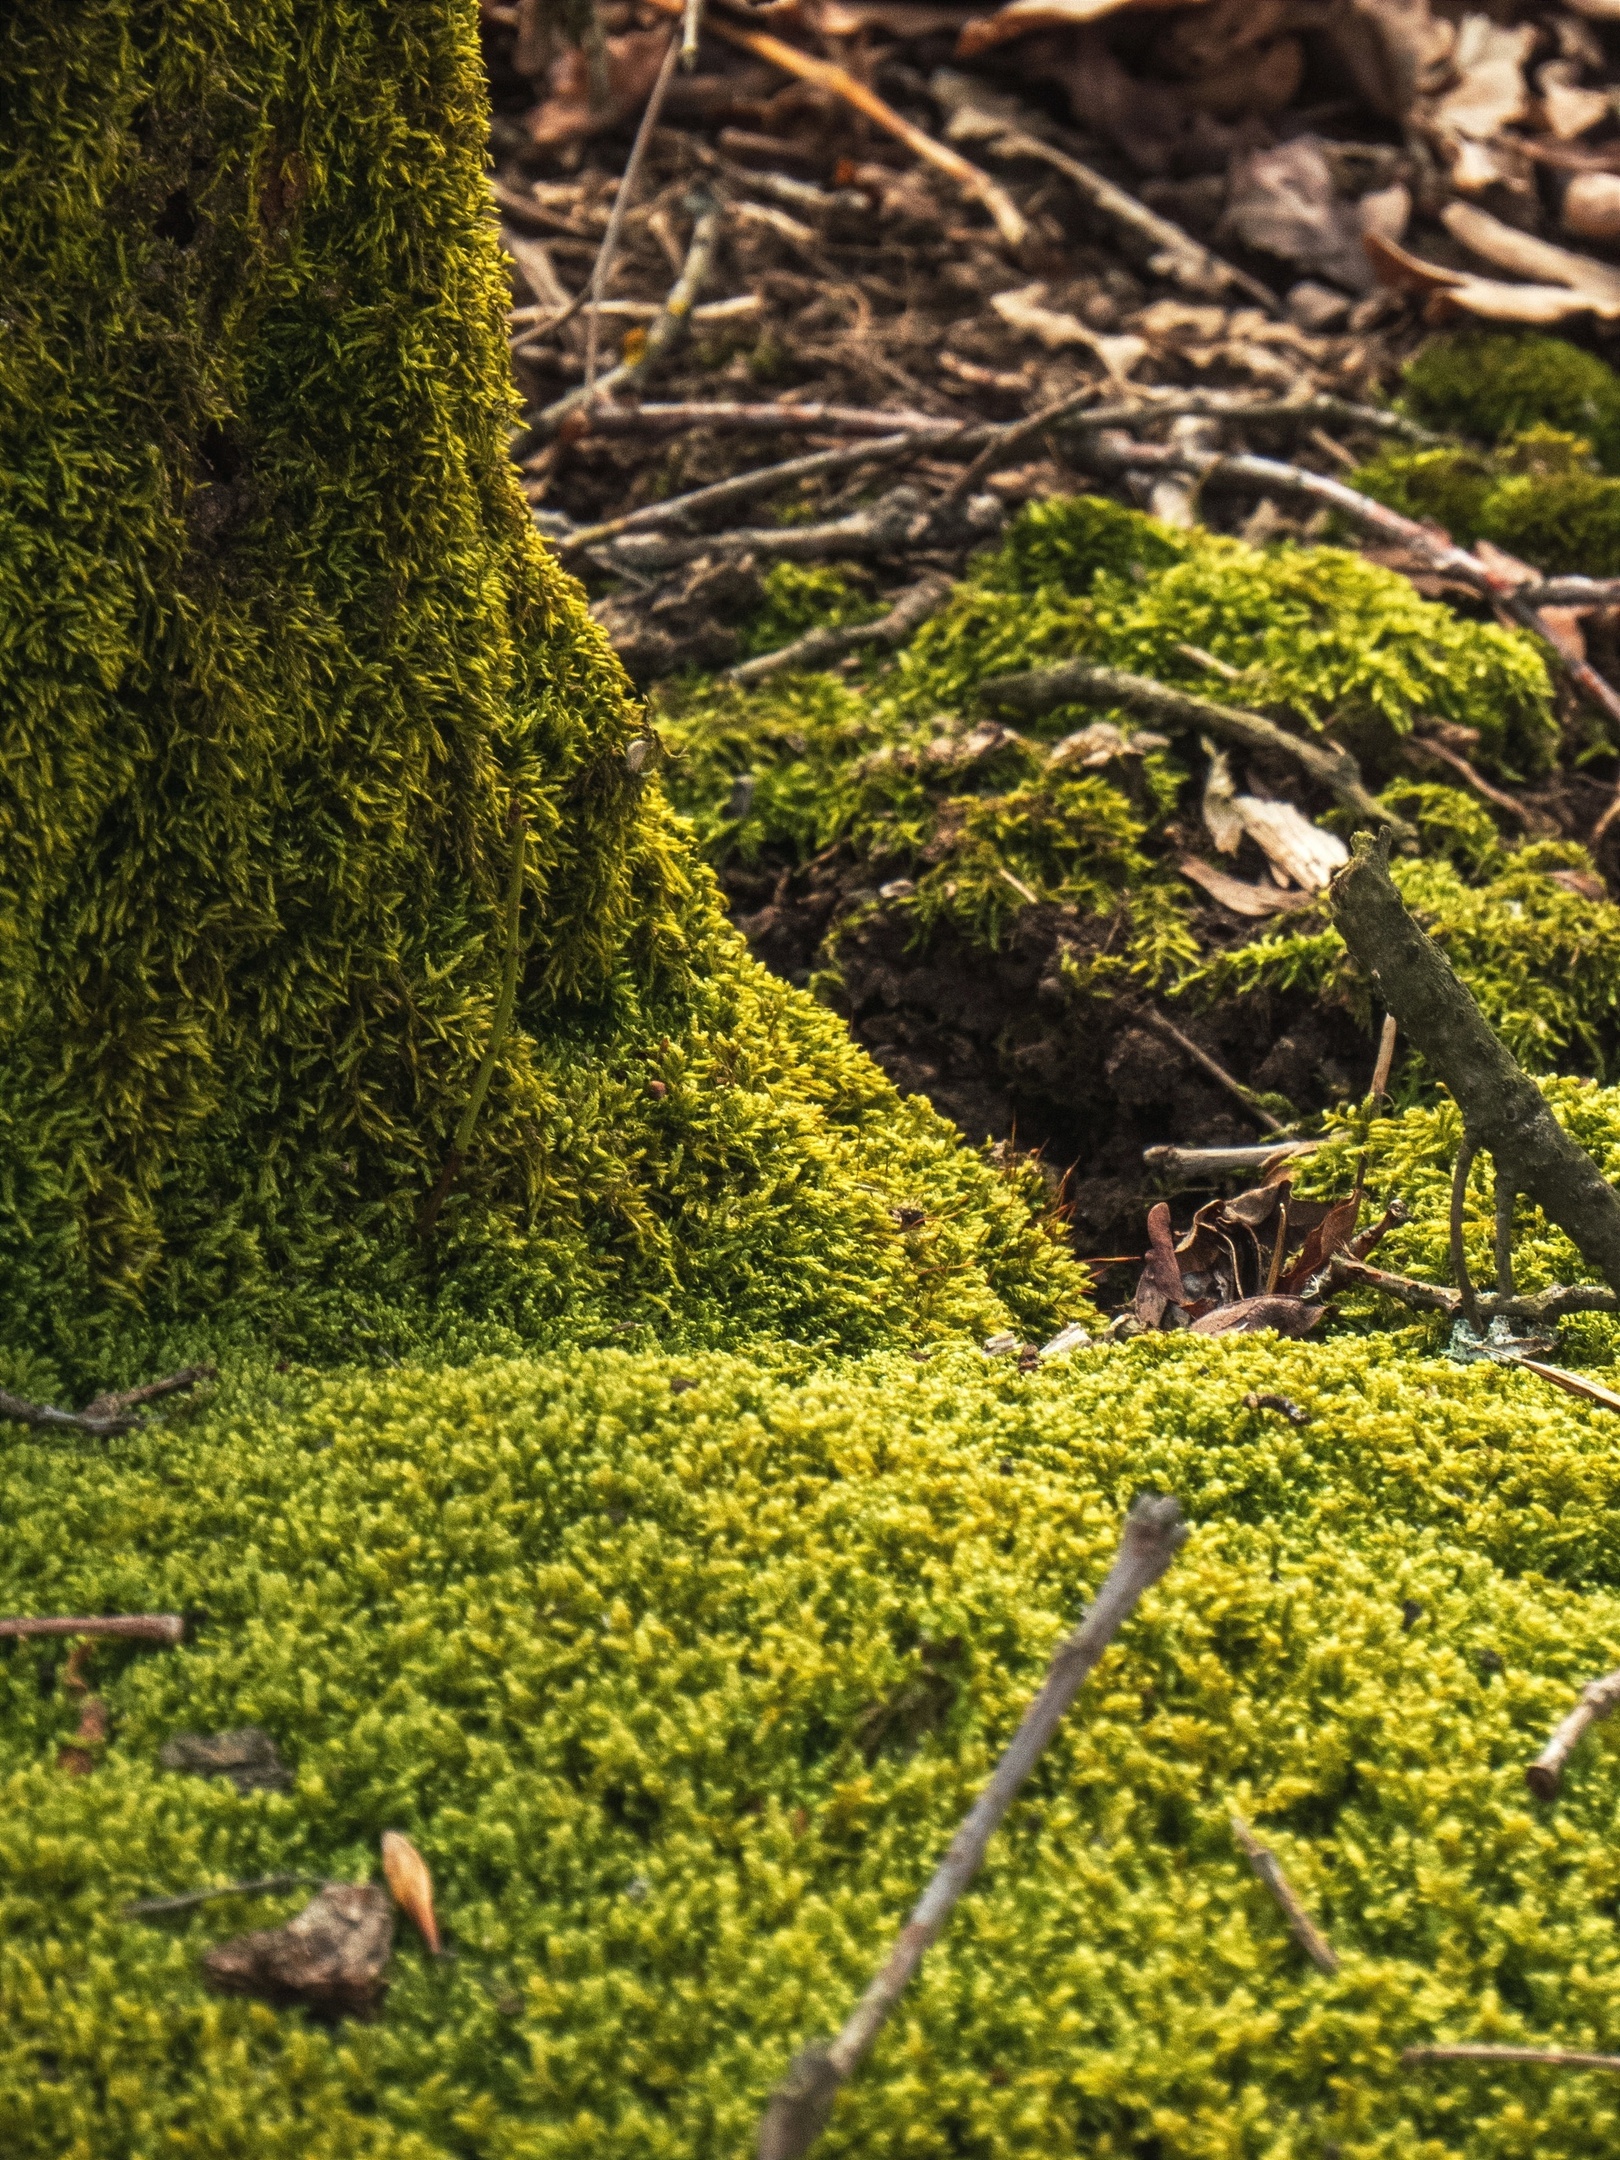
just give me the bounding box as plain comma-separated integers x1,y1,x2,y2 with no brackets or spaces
420,814,529,1238
526,190,724,442
1230,1813,1338,1973
572,398,948,438
644,0,1027,251
729,572,954,685
1136,1007,1285,1134
755,1495,1187,2160
1525,1669,1620,1799
0,1614,186,1644
1515,1358,1620,1413
583,29,683,390
1077,436,1620,746
1405,2044,1620,2073
1329,834,1620,1294
1403,734,1553,834
0,1364,213,1439
1325,1252,1619,1325
937,385,1105,515
124,1874,325,1921
977,661,1409,840
1142,1142,1317,1183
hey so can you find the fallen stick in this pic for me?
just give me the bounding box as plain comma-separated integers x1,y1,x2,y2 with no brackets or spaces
1450,1138,1483,1334
1328,833,1620,1294
0,1365,213,1439
1136,1006,1285,1134
1076,436,1620,751
124,1874,324,1920
598,484,1002,573
977,661,1409,840
1405,2044,1620,2073
0,1614,186,1644
1526,1669,1620,1799
1230,1813,1338,1974
1403,734,1552,834
583,28,683,389
729,572,954,685
935,80,1277,315
1142,1141,1317,1182
643,0,1027,251
1326,1252,1619,1326
525,190,725,442
754,1495,1188,2160
570,398,948,438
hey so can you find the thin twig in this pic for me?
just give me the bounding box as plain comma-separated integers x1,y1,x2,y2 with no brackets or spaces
1370,1014,1398,1101
1141,1141,1318,1183
729,572,954,685
123,1874,325,1921
1526,1669,1620,1799
755,1496,1188,2160
978,661,1410,841
557,425,970,553
0,1365,213,1439
1229,1813,1338,1974
1403,734,1553,833
1495,1177,1516,1299
1451,1138,1482,1334
1405,2044,1620,2072
584,29,683,390
0,1614,186,1644
594,483,1001,573
644,0,1028,251
1136,1007,1284,1134
1326,1252,1619,1325
936,384,1104,515
1408,2039,1620,2073
526,190,725,442
420,813,529,1237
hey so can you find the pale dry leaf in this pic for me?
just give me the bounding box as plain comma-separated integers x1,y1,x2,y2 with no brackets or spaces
1427,15,1533,146
956,0,1201,60
380,1831,442,1956
1442,199,1620,308
990,283,1147,377
1178,857,1315,916
1365,229,1619,323
1234,797,1349,891
1201,744,1245,855
1538,59,1611,140
1359,182,1411,245
1563,171,1620,241
1222,137,1372,291
1048,722,1169,767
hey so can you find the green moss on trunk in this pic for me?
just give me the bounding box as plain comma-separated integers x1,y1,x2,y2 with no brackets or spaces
0,2,1080,1372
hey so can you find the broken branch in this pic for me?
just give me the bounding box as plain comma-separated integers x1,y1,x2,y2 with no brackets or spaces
1326,1252,1619,1327
1230,1813,1338,1974
1136,1006,1285,1134
729,572,953,685
977,661,1409,841
1405,2044,1620,2073
0,1364,213,1439
0,1614,186,1644
755,1495,1187,2160
1328,834,1620,1296
1142,1142,1317,1184
1526,1669,1620,1800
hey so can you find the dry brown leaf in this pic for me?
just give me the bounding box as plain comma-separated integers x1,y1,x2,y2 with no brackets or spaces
1135,1199,1189,1329
524,26,673,152
1514,1358,1620,1412
1442,200,1620,310
1178,857,1316,917
1563,172,1620,242
381,1830,442,1956
1427,15,1533,148
1364,229,1618,323
1279,1193,1361,1293
989,283,1147,377
1047,722,1169,767
1189,1295,1325,1338
1537,59,1611,141
1201,744,1245,855
1325,0,1454,124
956,0,1199,59
1222,137,1373,292
1180,39,1303,121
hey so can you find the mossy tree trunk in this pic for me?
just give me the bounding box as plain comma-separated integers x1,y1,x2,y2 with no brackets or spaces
2,2,676,1318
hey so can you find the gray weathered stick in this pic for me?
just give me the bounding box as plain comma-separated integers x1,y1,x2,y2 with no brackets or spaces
0,1614,186,1644
1143,1142,1317,1183
1329,833,1620,1294
1526,1669,1620,1799
1230,1813,1339,1974
756,1496,1188,2160
1326,1252,1619,1326
1136,1006,1285,1134
729,572,954,685
978,661,1407,840
1405,2044,1620,2072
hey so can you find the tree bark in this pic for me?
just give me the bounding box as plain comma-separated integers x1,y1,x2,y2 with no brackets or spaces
1328,835,1620,1293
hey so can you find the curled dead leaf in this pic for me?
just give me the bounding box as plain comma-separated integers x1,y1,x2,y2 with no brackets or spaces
1178,857,1315,917
381,1830,442,1956
1189,1295,1325,1338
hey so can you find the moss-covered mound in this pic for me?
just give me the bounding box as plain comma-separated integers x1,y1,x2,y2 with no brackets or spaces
0,1,1081,1372
9,1332,1620,2157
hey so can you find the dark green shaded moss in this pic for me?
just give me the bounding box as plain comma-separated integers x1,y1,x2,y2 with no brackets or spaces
1402,333,1620,471
1353,427,1620,576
